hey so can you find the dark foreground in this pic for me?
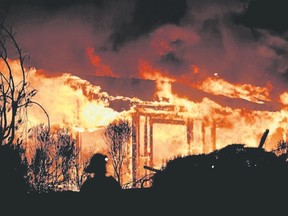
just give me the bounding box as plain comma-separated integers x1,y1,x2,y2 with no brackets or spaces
3,144,288,214
3,186,286,215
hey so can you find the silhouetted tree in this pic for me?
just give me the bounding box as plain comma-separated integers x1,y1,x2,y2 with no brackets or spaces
0,20,49,197
0,22,49,146
75,150,92,190
28,125,55,192
28,125,85,192
103,119,132,186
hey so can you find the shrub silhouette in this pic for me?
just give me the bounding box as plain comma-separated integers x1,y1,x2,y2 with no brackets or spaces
151,144,288,195
0,144,28,196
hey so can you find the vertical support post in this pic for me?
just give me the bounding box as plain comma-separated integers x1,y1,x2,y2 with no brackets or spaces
144,116,148,177
76,131,82,165
186,119,193,155
201,121,206,153
131,114,138,186
149,119,153,167
285,121,288,141
211,121,216,151
136,115,140,166
144,116,148,157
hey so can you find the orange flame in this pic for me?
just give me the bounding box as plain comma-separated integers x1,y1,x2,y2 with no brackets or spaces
280,92,288,105
196,77,271,104
138,59,175,82
2,58,288,186
191,64,200,74
86,47,117,77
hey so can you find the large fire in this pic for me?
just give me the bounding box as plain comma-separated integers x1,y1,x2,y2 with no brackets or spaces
1,56,287,185
196,77,271,104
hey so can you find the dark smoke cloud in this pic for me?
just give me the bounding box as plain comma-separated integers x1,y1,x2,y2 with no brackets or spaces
2,0,288,100
239,0,288,33
3,0,135,75
1,0,103,12
110,0,187,49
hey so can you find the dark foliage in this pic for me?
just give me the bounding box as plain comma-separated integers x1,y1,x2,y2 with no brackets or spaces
272,140,288,160
3,144,288,214
0,144,28,196
151,144,288,196
28,125,84,193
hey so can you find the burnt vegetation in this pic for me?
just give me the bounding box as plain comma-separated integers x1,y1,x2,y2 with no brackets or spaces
27,125,88,193
103,119,132,186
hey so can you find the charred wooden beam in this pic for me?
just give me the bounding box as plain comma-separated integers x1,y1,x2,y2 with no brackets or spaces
211,121,217,151
131,114,139,185
149,119,153,167
144,165,160,173
137,112,185,120
186,119,193,154
202,121,206,153
150,118,186,125
258,129,269,149
144,116,148,157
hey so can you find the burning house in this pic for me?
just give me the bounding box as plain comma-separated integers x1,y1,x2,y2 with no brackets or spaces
1,0,288,193
0,58,287,187
75,75,288,185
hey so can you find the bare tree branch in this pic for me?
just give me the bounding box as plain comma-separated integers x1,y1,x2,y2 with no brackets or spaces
26,125,91,193
103,119,132,186
0,22,50,145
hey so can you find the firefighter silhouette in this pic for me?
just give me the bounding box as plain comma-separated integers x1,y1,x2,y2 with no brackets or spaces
80,153,121,194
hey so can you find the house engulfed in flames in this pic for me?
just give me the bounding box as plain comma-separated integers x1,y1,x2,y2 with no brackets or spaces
129,80,217,184
5,59,286,188
74,76,287,186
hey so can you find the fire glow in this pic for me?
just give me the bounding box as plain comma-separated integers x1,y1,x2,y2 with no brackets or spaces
2,53,287,184
14,60,288,139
